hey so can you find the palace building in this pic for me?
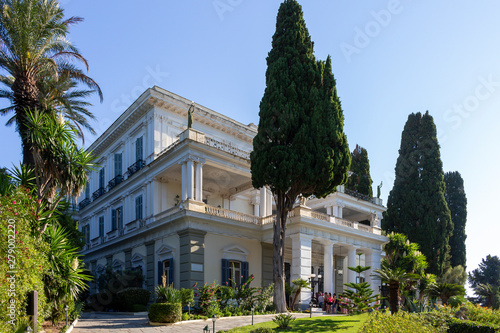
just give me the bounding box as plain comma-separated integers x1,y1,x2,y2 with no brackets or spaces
76,86,387,308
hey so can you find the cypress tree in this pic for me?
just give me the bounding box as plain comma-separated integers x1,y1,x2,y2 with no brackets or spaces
346,145,373,197
382,111,453,276
444,171,467,268
251,0,350,312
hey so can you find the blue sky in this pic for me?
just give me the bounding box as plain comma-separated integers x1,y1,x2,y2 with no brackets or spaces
1,1,499,287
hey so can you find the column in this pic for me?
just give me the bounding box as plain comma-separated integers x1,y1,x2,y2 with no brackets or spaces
252,194,260,216
333,200,344,218
365,250,382,293
291,234,313,309
186,159,194,199
347,246,357,286
326,205,332,216
323,241,334,294
260,187,267,217
195,161,203,201
181,162,187,200
266,188,273,215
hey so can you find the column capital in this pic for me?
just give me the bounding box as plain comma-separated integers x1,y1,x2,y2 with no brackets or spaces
288,233,314,241
335,200,345,208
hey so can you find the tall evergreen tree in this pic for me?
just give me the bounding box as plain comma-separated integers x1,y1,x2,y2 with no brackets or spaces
346,144,373,197
382,111,453,276
444,171,467,268
251,0,350,312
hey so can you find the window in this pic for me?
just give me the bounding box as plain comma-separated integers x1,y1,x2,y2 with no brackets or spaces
85,185,90,199
135,195,143,220
157,258,174,286
111,207,123,231
83,224,90,244
114,153,122,177
221,259,248,287
136,136,143,162
99,168,105,188
99,216,104,237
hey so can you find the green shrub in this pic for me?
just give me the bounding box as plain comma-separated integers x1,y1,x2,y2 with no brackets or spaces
251,328,274,333
155,285,181,304
447,318,498,333
181,313,189,321
116,288,150,311
460,303,500,326
148,302,182,323
132,304,147,312
180,288,194,307
272,313,295,329
449,296,467,308
359,311,444,333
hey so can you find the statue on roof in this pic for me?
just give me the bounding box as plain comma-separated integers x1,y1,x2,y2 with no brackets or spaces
187,103,194,129
377,181,383,198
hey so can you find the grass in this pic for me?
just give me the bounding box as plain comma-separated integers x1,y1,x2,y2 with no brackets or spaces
224,313,369,332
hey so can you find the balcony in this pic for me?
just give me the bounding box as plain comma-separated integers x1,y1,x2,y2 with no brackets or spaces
153,201,381,235
78,198,91,210
127,159,145,177
107,175,124,191
92,187,106,201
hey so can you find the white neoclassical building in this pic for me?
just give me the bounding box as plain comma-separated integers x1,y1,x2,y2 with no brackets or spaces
76,86,388,308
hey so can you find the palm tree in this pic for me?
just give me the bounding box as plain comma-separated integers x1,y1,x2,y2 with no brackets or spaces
474,283,500,309
373,264,418,314
0,0,101,166
426,282,465,305
24,109,96,232
289,278,310,310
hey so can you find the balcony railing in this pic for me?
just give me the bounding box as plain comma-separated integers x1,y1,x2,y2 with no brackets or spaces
91,187,106,201
108,175,124,191
205,137,250,160
127,159,145,177
344,188,373,203
78,198,90,210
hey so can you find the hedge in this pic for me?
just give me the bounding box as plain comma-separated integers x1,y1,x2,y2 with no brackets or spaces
447,318,498,333
148,302,182,323
116,288,150,312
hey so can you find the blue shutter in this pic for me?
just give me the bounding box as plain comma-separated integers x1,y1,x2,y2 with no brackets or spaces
111,209,116,230
99,168,105,188
136,137,143,162
221,259,229,286
242,261,249,283
136,196,143,220
118,207,123,229
115,153,122,177
157,261,163,286
169,258,174,286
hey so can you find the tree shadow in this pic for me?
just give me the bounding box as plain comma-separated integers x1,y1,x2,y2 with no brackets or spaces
275,318,361,332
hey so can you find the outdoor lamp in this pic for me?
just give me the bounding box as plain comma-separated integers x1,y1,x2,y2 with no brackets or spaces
203,324,210,332
187,302,191,319
212,314,217,333
251,306,255,325
310,273,316,279
318,274,322,279
25,326,32,333
65,304,69,326
309,301,313,318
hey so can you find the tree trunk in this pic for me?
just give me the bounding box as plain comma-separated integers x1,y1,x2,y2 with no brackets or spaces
12,73,40,168
388,281,400,314
273,191,291,313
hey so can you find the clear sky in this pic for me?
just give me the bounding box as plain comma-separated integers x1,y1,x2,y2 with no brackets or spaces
1,1,499,291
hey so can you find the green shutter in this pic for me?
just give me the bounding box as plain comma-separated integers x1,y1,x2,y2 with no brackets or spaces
221,259,229,286
118,207,123,229
114,153,122,177
136,137,143,161
111,209,116,230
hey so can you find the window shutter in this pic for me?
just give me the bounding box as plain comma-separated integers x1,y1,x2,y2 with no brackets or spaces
115,153,122,177
169,258,174,286
242,261,249,283
118,207,123,229
136,196,143,220
111,209,116,230
221,259,229,286
158,261,163,286
136,137,143,161
99,168,105,188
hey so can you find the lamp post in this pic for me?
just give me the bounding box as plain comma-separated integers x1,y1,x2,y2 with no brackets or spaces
203,324,211,332
25,326,33,333
187,302,191,320
251,306,255,325
309,273,322,303
212,314,217,333
65,304,69,327
309,301,313,318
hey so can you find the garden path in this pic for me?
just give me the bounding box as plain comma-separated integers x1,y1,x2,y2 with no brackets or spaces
72,311,338,332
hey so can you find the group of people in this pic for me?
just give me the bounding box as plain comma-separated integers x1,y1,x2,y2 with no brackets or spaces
316,292,350,314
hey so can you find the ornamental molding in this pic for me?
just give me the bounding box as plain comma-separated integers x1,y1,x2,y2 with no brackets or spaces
222,244,249,261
